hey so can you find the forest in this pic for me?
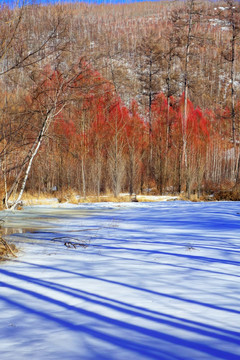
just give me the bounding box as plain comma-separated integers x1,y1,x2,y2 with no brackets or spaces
1,0,240,208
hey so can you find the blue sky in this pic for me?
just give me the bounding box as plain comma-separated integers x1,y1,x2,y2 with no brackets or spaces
4,0,162,5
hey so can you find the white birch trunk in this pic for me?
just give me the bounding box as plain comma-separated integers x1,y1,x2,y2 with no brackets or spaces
10,113,52,210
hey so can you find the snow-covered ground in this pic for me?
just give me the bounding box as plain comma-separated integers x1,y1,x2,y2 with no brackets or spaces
0,201,239,360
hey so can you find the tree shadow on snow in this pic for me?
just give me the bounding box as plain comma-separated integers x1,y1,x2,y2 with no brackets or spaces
0,264,240,360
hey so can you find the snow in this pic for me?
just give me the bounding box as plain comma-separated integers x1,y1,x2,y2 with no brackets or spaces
209,18,230,30
0,201,240,360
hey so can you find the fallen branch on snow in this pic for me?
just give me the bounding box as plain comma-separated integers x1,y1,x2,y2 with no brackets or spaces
51,236,90,249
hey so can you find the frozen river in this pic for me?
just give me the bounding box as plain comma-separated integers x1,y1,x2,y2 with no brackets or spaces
0,201,240,360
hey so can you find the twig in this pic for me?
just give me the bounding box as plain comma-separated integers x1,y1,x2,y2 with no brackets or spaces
51,236,90,249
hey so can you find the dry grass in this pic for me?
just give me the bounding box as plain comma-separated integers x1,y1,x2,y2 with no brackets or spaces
78,195,132,203
21,190,131,205
57,190,79,204
21,191,56,203
0,214,18,261
0,188,5,210
179,193,208,202
0,237,18,261
2,189,180,207
213,190,240,201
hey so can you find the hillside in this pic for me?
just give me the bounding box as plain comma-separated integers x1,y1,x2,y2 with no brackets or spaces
1,0,240,207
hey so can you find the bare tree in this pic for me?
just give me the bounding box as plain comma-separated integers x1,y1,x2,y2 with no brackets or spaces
171,0,204,194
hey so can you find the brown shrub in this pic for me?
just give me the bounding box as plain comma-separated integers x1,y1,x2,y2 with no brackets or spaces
0,238,17,260
213,190,240,201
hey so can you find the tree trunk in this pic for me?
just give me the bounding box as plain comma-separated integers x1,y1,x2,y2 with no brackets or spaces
9,112,53,210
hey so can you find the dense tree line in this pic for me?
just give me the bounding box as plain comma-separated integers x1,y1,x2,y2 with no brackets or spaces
1,0,240,207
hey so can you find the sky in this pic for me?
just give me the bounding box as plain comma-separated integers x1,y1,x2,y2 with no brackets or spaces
3,0,163,6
